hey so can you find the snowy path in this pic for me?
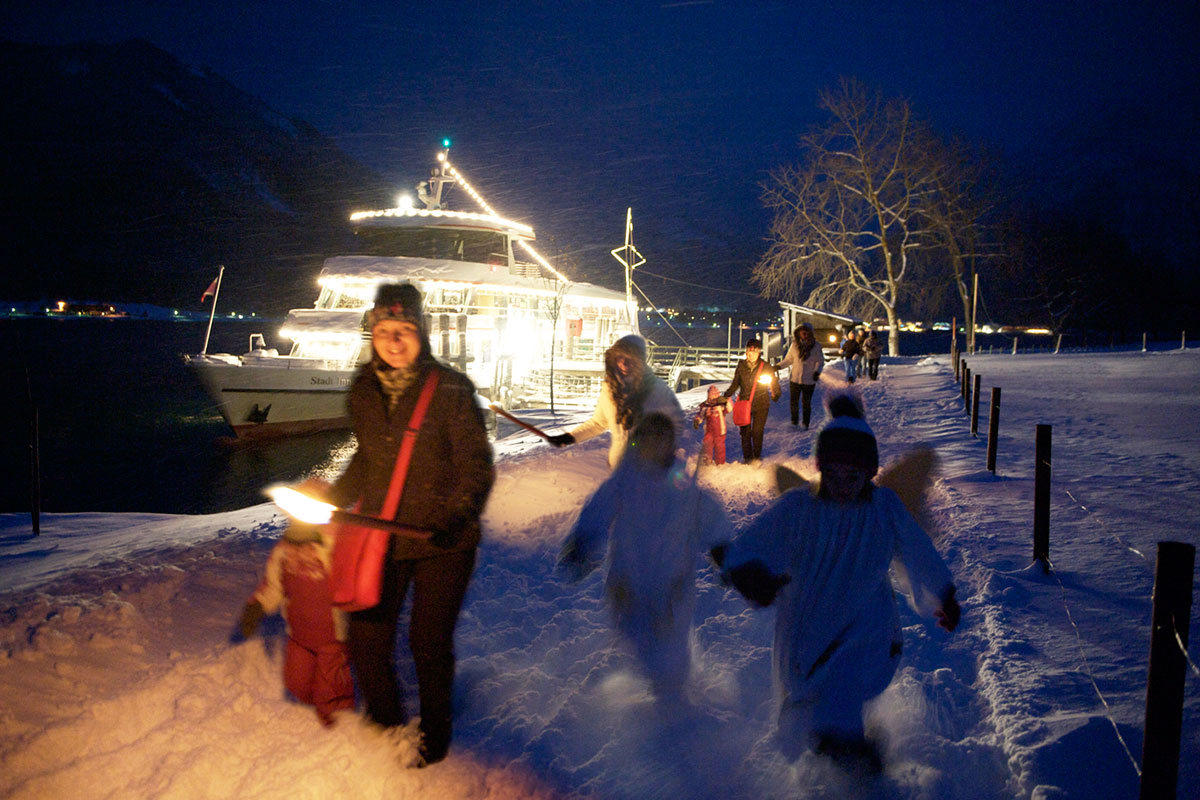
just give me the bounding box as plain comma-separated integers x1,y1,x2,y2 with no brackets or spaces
2,352,1197,799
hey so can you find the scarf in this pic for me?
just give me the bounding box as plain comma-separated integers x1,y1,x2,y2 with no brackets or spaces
374,363,419,415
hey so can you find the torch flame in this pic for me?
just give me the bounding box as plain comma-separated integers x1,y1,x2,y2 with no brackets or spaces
267,486,336,524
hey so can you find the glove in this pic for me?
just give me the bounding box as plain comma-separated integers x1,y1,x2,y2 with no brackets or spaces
813,372,821,382
726,559,791,607
235,600,265,641
546,432,575,448
935,586,961,632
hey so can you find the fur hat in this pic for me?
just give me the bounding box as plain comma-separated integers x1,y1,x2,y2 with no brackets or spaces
607,334,647,367
365,282,423,331
815,393,878,476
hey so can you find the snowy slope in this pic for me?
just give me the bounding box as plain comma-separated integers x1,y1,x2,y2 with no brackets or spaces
1,351,1197,800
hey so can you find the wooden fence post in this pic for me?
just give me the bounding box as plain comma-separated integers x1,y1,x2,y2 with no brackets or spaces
963,365,972,411
1143,332,1148,352
1012,336,1018,355
1139,541,1195,800
1033,424,1051,572
987,388,1001,473
30,407,40,537
1181,331,1186,351
971,374,982,436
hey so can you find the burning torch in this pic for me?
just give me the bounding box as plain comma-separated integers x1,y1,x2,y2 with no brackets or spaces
488,403,557,441
266,486,433,540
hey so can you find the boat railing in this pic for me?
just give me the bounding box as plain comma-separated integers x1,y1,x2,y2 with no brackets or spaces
647,344,740,370
520,368,605,406
239,353,358,371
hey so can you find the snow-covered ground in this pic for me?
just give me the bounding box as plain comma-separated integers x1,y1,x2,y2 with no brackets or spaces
2,351,1197,799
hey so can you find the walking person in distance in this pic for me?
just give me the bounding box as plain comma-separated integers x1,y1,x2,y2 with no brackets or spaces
778,322,825,429
723,338,781,463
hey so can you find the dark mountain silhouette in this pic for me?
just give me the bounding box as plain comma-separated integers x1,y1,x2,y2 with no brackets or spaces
0,39,393,315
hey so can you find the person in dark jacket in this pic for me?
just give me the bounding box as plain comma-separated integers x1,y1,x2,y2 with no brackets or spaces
322,282,495,767
723,338,781,463
840,330,862,383
862,330,883,380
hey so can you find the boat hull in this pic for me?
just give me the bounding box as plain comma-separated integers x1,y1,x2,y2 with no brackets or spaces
187,356,354,438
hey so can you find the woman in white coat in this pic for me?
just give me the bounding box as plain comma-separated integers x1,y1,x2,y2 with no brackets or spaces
546,335,685,469
778,322,825,429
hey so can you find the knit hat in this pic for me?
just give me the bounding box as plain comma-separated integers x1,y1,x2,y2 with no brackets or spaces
607,334,647,366
815,393,878,477
365,282,424,331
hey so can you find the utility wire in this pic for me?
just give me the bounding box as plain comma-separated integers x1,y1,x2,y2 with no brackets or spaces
1064,489,1151,565
636,267,763,298
1064,487,1197,669
1045,557,1143,779
632,279,690,346
1174,619,1200,679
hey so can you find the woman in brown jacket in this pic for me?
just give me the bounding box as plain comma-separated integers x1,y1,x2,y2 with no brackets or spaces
327,282,494,767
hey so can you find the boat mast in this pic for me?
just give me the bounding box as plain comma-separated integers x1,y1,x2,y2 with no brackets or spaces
610,207,645,328
201,265,224,355
417,144,457,209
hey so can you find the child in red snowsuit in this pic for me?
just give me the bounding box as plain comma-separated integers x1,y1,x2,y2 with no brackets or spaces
238,521,354,726
693,384,730,465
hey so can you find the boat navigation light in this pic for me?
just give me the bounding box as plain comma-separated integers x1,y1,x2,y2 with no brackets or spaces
442,138,452,149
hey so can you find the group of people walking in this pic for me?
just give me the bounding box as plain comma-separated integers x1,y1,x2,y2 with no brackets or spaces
840,328,883,383
237,283,956,775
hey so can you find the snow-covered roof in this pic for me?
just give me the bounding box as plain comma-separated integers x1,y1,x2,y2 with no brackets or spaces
349,207,534,239
320,256,628,305
279,308,364,335
778,300,861,326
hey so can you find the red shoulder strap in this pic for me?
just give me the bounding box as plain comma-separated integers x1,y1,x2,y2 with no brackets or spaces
379,370,441,518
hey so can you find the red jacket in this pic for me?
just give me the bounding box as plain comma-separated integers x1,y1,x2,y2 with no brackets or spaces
694,399,728,437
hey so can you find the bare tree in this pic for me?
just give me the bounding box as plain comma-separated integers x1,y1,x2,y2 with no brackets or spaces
754,78,937,355
920,137,998,352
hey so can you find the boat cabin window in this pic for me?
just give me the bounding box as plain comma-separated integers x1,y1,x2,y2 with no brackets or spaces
354,227,509,266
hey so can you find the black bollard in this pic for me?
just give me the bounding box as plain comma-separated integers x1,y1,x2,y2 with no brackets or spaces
1033,424,1051,571
1139,541,1195,800
987,388,1001,473
31,407,41,537
971,373,982,436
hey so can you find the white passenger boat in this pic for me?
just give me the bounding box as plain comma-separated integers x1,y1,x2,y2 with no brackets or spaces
187,149,638,438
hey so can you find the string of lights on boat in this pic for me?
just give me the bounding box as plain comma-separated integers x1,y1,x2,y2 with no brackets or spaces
347,149,571,285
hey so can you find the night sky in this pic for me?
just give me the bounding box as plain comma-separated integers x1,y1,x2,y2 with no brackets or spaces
5,1,1198,303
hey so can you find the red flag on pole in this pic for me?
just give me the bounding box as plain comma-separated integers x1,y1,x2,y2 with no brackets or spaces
201,277,218,303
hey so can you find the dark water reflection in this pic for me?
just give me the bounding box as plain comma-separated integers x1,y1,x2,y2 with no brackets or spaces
1,318,354,514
